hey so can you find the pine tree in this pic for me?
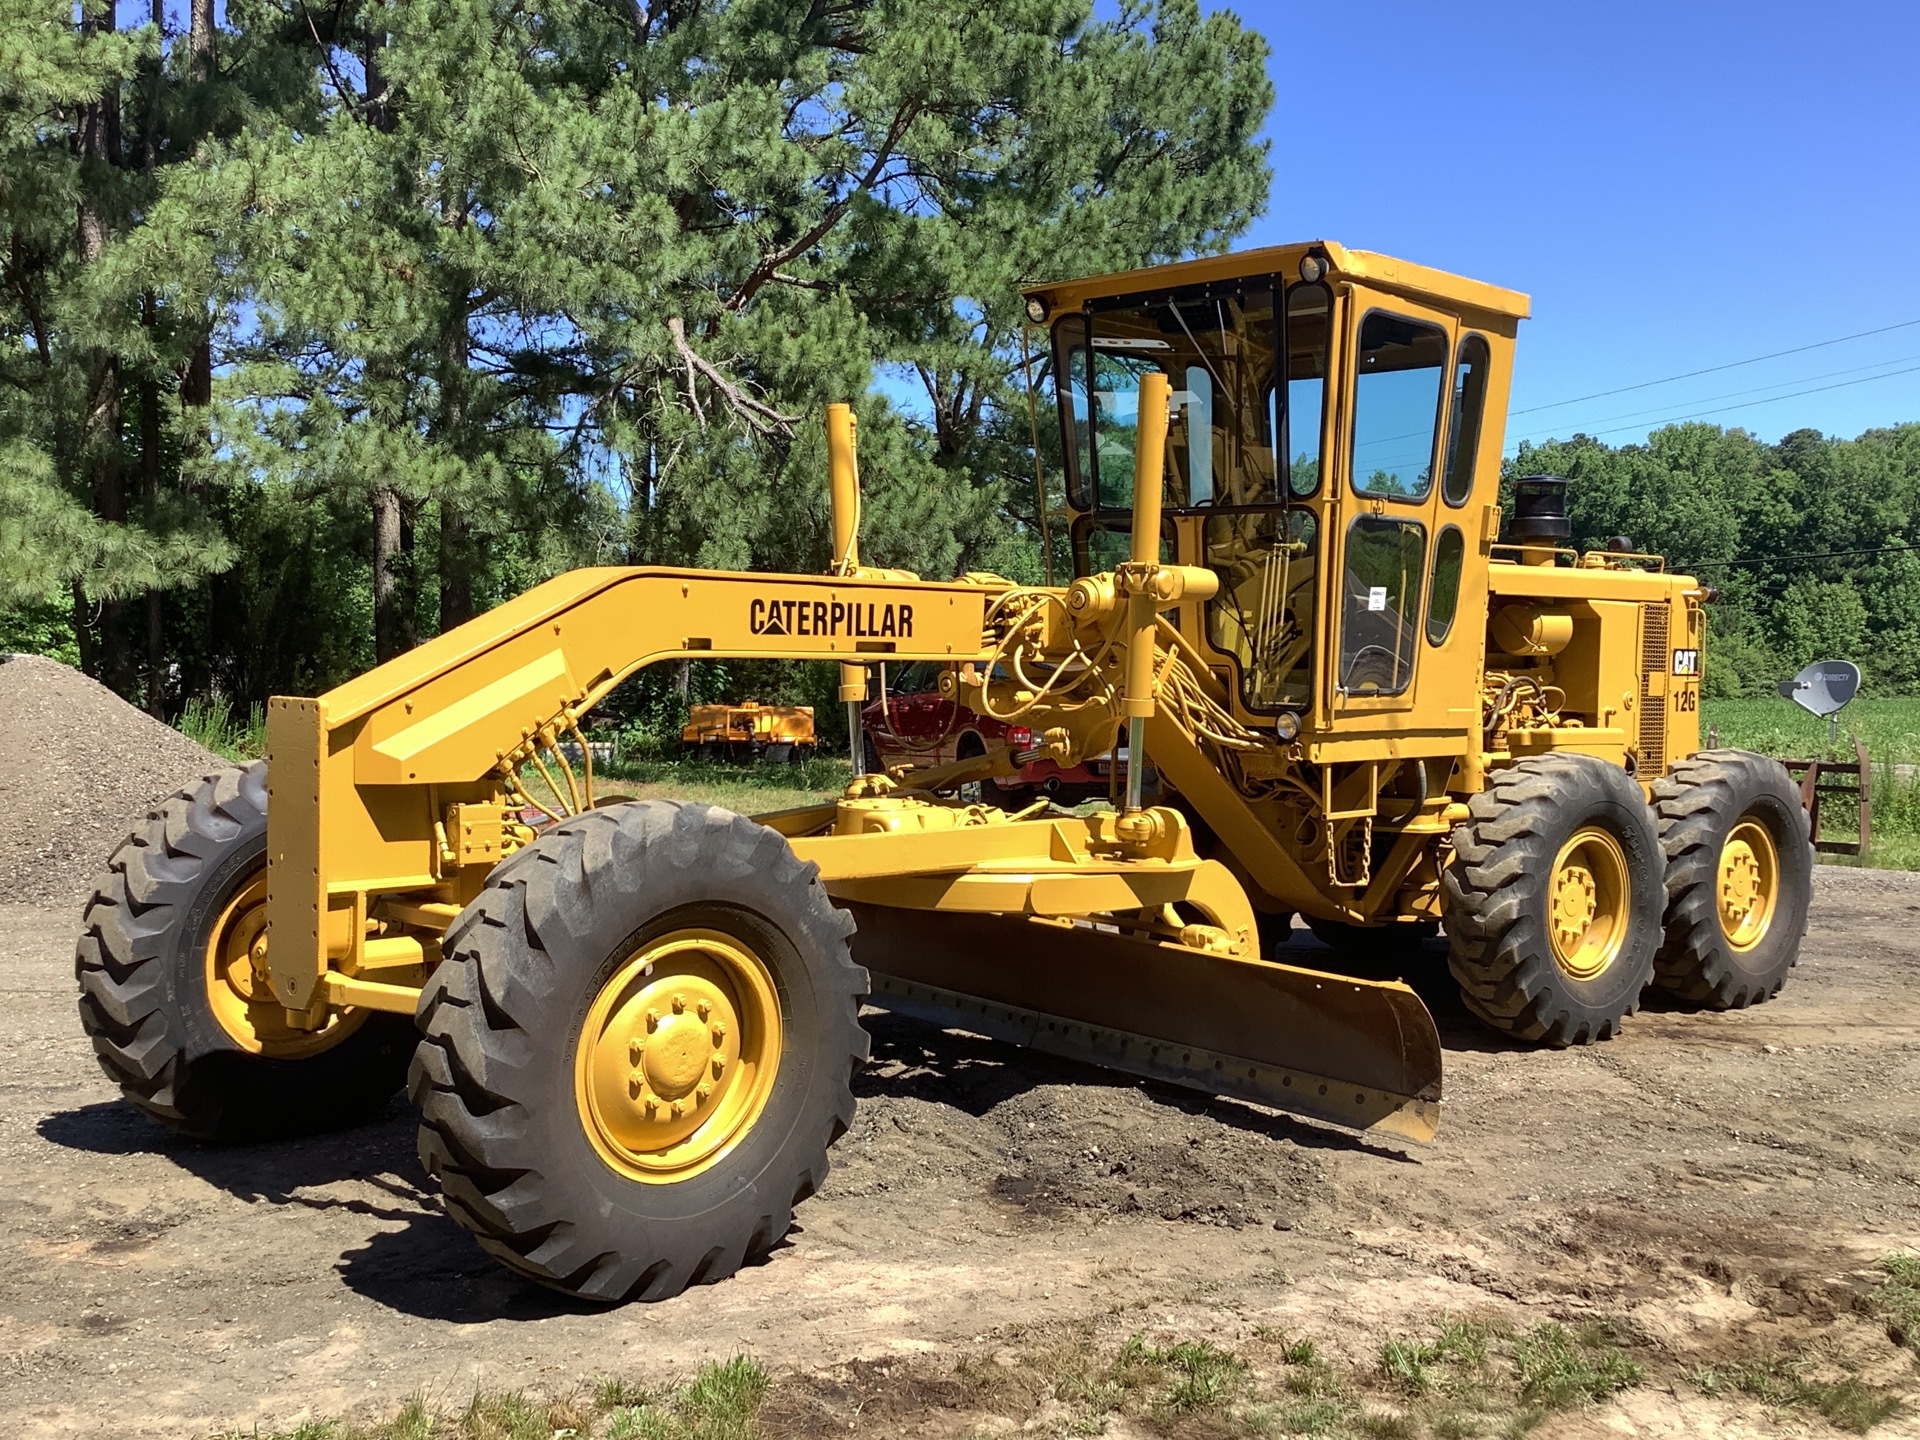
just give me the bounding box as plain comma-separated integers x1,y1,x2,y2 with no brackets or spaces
0,1,233,701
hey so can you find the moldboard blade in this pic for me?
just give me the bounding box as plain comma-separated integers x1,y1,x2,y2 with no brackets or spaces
841,903,1443,1143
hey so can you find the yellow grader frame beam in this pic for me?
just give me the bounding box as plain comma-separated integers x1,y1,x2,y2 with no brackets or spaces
261,378,1445,1145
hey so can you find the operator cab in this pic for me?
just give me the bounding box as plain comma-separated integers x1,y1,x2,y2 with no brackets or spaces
1023,242,1529,751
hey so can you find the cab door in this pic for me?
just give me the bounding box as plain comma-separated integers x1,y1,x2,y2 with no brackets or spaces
1321,295,1459,734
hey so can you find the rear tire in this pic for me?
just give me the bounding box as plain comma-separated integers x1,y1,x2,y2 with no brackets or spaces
74,762,412,1140
410,801,868,1303
1650,749,1812,1008
1442,754,1663,1045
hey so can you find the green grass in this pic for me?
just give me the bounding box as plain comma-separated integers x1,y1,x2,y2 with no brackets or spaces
1704,696,1920,869
593,755,852,817
1701,697,1920,765
1511,1321,1642,1410
1875,1253,1920,1357
177,695,267,761
211,1312,1920,1440
213,1358,768,1440
1688,1354,1906,1434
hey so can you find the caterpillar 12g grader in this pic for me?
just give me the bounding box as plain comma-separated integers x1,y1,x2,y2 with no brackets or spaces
76,241,1812,1303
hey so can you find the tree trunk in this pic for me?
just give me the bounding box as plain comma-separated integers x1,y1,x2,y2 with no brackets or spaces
189,0,215,78
179,0,216,416
141,372,165,716
437,295,475,632
77,0,127,691
372,487,411,662
439,505,473,632
175,0,217,704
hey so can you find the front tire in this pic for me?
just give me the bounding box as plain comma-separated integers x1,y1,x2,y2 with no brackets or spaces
74,762,412,1139
1442,754,1664,1045
1650,749,1812,1008
410,801,867,1303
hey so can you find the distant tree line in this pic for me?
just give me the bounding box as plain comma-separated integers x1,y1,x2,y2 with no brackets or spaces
1507,423,1920,697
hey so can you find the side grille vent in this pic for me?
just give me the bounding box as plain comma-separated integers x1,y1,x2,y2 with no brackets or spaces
1637,606,1669,775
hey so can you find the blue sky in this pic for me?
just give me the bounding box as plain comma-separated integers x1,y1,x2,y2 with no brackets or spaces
1230,0,1920,450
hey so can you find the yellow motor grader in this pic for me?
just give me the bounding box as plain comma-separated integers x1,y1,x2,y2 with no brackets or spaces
76,241,1812,1303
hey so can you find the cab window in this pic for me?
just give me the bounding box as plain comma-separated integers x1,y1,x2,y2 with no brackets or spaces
1071,516,1171,577
1351,313,1449,501
1425,526,1465,644
1443,335,1490,507
1340,515,1426,694
1205,508,1317,711
1053,287,1281,513
1285,282,1331,497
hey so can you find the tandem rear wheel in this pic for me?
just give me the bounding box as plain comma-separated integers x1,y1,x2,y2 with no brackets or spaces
1650,749,1813,1007
411,801,868,1303
1441,749,1811,1046
1442,753,1664,1045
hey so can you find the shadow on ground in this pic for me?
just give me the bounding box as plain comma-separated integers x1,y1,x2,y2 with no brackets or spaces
39,959,1455,1316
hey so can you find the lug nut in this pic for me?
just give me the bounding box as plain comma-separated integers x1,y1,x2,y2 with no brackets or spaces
629,1038,643,1065
711,1022,727,1043
671,993,687,1014
697,1083,712,1105
670,1100,685,1119
697,999,712,1020
712,1056,726,1078
628,1071,644,1098
646,1008,661,1033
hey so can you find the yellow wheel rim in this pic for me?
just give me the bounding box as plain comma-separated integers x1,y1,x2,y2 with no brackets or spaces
204,871,366,1057
574,928,783,1185
1718,819,1779,952
1548,826,1630,981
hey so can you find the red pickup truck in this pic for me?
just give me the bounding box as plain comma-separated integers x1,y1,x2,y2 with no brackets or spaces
859,662,1113,804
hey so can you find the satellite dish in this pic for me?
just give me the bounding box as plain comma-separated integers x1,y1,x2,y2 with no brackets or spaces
1778,660,1860,718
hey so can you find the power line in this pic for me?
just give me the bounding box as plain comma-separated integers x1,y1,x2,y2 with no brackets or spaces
1510,317,1920,417
1514,351,1920,438
1689,543,1920,570
1506,361,1920,450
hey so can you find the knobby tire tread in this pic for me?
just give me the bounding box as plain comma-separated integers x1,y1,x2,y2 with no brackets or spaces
1650,749,1812,1008
409,800,867,1304
74,760,408,1139
1442,754,1662,1046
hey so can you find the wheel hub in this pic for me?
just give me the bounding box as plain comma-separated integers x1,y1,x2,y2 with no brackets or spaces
1551,865,1599,955
1718,821,1779,951
204,872,362,1057
577,930,780,1182
1547,827,1629,981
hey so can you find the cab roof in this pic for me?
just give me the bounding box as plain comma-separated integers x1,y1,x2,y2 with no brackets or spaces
1021,241,1531,325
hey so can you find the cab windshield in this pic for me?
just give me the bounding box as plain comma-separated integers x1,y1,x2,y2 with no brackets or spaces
1051,278,1329,714
1053,286,1280,513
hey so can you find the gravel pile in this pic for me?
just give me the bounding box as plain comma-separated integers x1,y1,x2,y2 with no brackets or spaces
0,655,220,909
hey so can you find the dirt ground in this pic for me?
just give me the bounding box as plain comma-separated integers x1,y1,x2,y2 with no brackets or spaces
4,867,1919,1438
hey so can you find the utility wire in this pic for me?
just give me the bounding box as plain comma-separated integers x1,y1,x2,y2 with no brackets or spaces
1506,361,1920,450
1514,352,1920,438
1510,316,1920,416
1688,543,1920,570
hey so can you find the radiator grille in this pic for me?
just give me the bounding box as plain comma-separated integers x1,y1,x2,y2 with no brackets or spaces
1637,606,1669,775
